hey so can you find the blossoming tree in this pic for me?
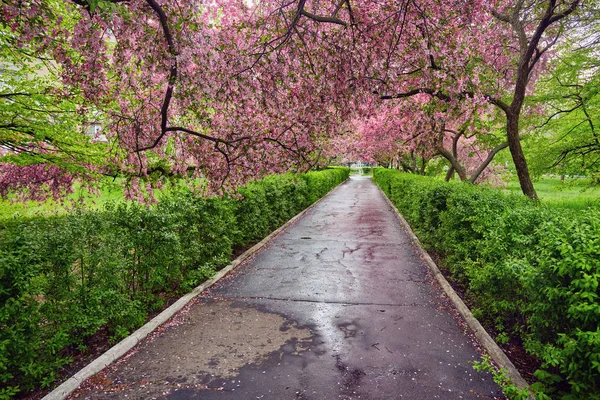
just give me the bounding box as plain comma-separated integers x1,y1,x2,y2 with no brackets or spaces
0,0,585,200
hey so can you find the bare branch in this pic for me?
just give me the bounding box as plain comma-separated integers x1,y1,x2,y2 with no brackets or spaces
379,88,451,101
300,9,347,26
549,0,581,24
469,142,509,183
379,88,510,114
0,92,35,98
535,104,582,130
491,9,511,23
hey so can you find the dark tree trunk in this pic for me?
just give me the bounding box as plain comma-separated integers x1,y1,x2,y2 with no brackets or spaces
453,162,467,181
507,113,538,200
419,157,427,175
410,151,418,173
437,146,468,181
491,0,579,200
445,165,455,181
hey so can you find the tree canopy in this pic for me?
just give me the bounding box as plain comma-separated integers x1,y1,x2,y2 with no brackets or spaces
0,0,597,200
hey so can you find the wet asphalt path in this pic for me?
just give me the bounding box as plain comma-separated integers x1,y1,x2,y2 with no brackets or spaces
72,176,503,400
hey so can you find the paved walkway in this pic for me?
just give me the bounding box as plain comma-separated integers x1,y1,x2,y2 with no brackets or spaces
73,176,502,399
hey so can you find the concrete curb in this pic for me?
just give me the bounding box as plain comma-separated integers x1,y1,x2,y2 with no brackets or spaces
43,179,349,400
377,186,531,395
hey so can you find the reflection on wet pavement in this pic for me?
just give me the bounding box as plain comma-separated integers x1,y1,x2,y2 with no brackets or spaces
72,176,502,400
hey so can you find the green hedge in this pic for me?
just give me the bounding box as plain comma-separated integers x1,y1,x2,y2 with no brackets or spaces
0,167,349,398
373,168,600,400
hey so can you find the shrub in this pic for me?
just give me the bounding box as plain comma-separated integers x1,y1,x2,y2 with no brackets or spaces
373,168,600,399
0,167,349,397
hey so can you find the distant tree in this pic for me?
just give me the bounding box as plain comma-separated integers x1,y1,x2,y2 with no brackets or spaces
355,96,508,185
0,20,109,200
526,21,600,180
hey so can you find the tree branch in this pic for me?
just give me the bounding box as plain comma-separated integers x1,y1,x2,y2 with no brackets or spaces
469,142,509,183
549,0,581,24
379,88,510,114
491,9,511,23
300,9,347,26
379,88,451,102
0,92,35,98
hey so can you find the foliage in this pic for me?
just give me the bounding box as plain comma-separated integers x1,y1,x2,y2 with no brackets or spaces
472,355,535,400
1,0,591,201
1,0,346,197
0,13,115,201
374,168,600,399
353,95,509,185
0,167,349,398
524,17,600,179
505,178,600,210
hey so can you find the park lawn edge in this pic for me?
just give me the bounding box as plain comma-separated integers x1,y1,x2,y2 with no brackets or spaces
41,177,349,400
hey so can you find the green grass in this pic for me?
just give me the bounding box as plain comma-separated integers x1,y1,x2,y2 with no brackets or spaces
0,177,213,219
506,177,600,209
350,167,373,176
0,180,130,219
4,174,598,218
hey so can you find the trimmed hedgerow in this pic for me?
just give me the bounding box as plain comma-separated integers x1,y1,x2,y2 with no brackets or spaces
0,167,349,398
373,168,600,400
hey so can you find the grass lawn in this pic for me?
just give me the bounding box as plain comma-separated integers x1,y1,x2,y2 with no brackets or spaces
4,174,598,218
0,180,130,219
0,177,210,219
505,176,600,209
350,167,373,176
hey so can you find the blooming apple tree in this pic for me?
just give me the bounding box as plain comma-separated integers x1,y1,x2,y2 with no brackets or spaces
353,92,508,184
0,0,584,200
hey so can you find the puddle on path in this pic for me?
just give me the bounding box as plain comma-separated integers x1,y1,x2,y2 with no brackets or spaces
129,300,312,381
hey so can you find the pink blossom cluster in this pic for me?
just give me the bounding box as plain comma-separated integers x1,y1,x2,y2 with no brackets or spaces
0,163,75,202
1,0,558,198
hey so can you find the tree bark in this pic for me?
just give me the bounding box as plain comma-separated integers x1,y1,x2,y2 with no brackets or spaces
506,113,538,200
469,142,509,183
491,1,578,199
437,146,468,181
445,165,455,181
